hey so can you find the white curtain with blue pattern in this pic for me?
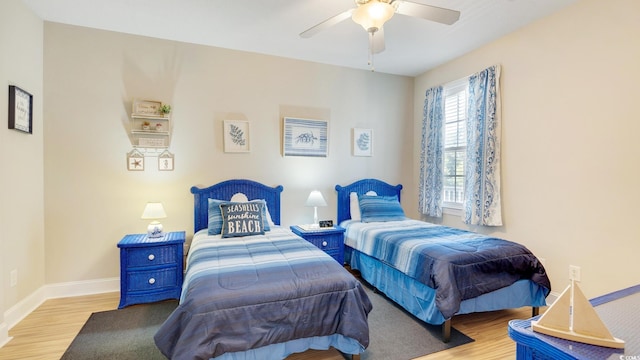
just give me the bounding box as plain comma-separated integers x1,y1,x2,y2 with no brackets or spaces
463,65,502,226
419,86,444,217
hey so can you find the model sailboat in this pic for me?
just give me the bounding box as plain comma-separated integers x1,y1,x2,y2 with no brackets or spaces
531,280,625,349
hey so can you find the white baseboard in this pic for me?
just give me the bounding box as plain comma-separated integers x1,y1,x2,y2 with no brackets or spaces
3,277,119,335
0,322,11,348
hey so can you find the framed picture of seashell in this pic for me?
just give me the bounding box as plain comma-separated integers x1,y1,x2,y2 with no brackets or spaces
352,128,373,157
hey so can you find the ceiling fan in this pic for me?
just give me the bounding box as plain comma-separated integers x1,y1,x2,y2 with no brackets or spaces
300,0,460,68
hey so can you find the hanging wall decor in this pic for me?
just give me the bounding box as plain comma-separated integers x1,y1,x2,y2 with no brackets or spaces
283,117,328,157
126,149,145,171
353,128,373,157
8,85,33,134
223,120,251,153
158,150,175,171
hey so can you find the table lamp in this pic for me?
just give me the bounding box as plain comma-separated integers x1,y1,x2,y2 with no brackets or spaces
305,190,327,227
141,202,167,238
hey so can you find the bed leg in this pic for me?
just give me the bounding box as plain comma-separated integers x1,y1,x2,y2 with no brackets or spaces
351,354,360,360
442,319,451,343
532,306,540,317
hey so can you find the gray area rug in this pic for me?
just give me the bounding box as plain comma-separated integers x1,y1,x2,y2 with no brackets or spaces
61,287,473,360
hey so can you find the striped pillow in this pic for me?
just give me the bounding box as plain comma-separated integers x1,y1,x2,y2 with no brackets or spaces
358,195,406,222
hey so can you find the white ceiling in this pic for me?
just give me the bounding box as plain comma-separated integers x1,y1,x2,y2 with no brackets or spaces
22,0,578,77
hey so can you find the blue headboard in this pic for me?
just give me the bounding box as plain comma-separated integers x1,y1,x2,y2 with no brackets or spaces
335,178,403,224
191,179,284,233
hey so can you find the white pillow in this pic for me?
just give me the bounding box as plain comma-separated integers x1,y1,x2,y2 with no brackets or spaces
350,192,361,221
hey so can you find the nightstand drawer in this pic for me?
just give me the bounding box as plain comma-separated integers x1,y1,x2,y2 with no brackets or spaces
290,226,345,264
306,235,342,251
127,267,178,291
126,245,177,267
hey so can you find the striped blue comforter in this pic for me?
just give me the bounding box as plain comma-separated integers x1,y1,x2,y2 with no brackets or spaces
343,219,550,319
154,227,371,360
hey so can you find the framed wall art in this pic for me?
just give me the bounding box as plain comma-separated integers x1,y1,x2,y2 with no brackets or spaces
283,117,328,157
127,149,145,171
223,120,250,153
132,99,162,117
353,128,373,157
158,150,175,171
8,85,33,134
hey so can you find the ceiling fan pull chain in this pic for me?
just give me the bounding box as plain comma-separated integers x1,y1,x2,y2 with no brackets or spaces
368,31,375,72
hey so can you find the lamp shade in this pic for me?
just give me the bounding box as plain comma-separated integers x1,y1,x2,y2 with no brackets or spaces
352,0,395,33
141,202,167,219
305,190,327,207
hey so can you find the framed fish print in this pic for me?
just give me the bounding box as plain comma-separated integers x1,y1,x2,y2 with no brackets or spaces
282,117,328,157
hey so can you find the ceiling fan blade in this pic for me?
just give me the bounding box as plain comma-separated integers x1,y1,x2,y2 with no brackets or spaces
394,1,460,25
371,28,386,54
299,9,354,38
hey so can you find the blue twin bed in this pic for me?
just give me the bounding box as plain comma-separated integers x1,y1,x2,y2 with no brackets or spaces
335,178,551,342
154,179,371,360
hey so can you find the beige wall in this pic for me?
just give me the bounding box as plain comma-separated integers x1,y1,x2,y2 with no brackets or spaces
42,23,414,284
413,0,640,299
0,0,44,341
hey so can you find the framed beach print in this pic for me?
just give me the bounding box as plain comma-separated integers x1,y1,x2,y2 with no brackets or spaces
223,120,250,153
158,150,175,171
353,128,373,157
8,85,33,134
127,149,145,171
283,117,328,157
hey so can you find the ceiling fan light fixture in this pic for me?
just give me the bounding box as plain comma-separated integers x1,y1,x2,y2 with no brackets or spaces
352,0,395,33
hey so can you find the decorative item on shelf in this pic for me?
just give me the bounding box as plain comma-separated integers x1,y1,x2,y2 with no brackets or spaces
133,99,162,116
159,104,171,115
155,123,163,131
305,190,327,228
142,121,151,130
126,149,145,171
158,150,174,171
141,202,167,238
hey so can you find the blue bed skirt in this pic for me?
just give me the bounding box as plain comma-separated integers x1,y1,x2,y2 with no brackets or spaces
212,334,362,360
346,247,548,325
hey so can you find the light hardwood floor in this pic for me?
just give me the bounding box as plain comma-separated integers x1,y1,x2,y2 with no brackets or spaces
0,291,540,360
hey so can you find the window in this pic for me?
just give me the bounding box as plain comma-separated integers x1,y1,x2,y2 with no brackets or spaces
442,80,468,208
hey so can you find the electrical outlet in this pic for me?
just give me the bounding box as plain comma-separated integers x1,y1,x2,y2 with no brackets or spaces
10,269,18,287
569,265,581,282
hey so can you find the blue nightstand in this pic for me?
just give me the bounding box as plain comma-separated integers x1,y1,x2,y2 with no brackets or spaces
117,231,185,308
290,225,346,264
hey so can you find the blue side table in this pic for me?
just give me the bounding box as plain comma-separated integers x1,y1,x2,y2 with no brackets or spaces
290,225,346,264
117,231,185,309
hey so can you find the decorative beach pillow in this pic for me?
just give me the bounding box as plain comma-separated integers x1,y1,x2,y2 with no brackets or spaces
220,202,265,238
358,195,406,222
207,198,228,235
